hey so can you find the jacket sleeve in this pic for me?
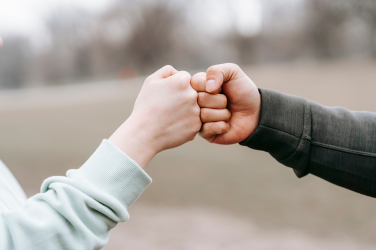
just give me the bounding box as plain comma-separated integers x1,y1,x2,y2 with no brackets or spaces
0,139,152,250
240,88,376,197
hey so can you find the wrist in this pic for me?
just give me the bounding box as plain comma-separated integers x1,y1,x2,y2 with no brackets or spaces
108,116,158,169
249,92,261,135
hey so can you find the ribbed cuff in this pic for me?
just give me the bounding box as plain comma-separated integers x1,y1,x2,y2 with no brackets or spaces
78,139,152,207
240,88,312,177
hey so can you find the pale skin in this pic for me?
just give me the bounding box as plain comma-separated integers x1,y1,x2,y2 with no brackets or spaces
109,63,261,171
109,65,202,169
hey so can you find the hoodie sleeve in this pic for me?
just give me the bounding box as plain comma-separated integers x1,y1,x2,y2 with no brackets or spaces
0,139,151,250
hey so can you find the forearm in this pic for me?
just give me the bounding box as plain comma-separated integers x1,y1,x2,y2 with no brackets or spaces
109,117,157,170
241,88,376,197
0,64,200,249
0,140,151,250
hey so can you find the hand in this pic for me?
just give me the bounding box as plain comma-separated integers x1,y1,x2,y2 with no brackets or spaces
109,65,201,168
191,63,261,144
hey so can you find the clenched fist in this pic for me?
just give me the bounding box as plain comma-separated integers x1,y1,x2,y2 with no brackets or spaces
191,63,261,144
110,65,202,168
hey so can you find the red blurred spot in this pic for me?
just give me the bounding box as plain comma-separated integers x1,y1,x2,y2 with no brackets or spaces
117,66,138,79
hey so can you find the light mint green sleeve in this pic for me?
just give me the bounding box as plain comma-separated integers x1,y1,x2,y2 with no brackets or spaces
0,139,152,250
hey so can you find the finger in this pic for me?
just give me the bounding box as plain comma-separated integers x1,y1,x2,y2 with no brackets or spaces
164,70,191,88
199,121,229,141
148,65,178,81
205,63,244,93
197,92,227,109
201,108,231,123
191,72,222,94
0,37,3,47
191,72,206,91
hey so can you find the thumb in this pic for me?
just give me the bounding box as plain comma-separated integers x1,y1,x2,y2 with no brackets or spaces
205,63,244,93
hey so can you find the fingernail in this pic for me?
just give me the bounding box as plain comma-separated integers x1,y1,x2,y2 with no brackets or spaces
206,80,216,92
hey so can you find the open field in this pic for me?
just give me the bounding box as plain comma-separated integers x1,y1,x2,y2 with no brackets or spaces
1,59,376,249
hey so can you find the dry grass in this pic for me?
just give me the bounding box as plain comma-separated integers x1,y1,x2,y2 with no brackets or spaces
1,59,376,248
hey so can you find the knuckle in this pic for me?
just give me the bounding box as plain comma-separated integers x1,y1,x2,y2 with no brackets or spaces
207,65,219,75
180,71,191,80
227,63,240,70
177,72,191,86
187,88,198,100
176,77,187,87
194,105,201,116
163,65,174,71
176,74,185,83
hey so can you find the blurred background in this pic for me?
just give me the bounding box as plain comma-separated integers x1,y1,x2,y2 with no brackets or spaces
1,0,376,249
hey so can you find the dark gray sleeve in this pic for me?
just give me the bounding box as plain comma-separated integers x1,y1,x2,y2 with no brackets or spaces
240,88,376,197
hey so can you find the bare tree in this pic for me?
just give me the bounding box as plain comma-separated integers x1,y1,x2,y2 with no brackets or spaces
351,0,376,57
3,0,376,90
305,0,350,58
113,0,184,73
0,36,31,88
41,7,96,83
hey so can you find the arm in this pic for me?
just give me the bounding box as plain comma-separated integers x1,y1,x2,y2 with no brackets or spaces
0,65,201,249
191,63,376,198
241,88,376,197
0,140,151,250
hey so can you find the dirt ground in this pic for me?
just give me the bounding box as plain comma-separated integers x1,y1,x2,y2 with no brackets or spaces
107,205,376,250
1,59,376,249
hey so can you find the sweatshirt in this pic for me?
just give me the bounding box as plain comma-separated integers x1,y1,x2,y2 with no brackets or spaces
0,139,151,249
241,88,376,197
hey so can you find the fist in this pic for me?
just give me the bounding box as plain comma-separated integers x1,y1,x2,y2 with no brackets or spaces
130,65,202,152
191,63,261,144
109,65,202,167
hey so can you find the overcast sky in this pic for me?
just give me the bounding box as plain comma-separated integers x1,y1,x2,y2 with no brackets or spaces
0,0,264,49
0,0,306,41
0,0,112,37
